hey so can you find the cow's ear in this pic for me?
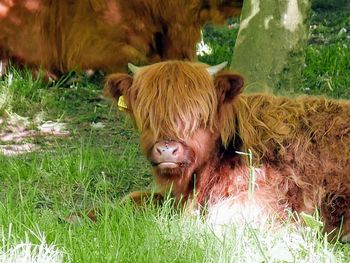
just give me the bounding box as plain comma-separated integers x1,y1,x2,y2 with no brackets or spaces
214,73,244,104
103,73,133,101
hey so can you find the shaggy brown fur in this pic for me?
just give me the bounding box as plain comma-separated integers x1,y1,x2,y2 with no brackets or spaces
105,60,350,239
0,0,241,77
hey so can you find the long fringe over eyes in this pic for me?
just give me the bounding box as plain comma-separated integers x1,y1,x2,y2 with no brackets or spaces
127,61,218,140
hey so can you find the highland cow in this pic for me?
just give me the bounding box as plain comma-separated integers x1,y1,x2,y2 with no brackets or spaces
0,0,242,78
105,61,350,241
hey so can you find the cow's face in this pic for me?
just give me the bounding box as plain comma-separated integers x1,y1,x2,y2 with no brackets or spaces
105,61,243,194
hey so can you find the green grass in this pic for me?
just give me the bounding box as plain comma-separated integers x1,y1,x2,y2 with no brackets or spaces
0,142,349,262
299,42,350,98
0,7,350,263
299,7,350,98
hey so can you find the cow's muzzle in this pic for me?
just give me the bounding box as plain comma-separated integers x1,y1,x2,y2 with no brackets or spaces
150,140,188,169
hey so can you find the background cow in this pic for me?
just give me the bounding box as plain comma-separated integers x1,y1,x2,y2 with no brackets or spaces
104,60,350,241
0,0,242,78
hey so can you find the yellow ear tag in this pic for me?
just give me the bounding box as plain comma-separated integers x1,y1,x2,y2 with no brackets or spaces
117,96,128,111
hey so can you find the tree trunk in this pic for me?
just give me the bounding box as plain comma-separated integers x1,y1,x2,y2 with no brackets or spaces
230,0,311,93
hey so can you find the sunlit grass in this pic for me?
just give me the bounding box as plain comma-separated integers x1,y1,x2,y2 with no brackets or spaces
0,225,66,263
1,67,350,262
0,175,348,262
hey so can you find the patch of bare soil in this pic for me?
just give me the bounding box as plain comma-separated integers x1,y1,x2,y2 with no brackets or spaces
0,113,69,156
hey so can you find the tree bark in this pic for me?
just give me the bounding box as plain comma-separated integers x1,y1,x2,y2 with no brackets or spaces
230,0,311,93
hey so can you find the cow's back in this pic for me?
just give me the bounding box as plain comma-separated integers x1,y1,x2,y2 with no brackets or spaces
0,0,243,73
0,0,180,72
236,94,350,214
0,1,77,71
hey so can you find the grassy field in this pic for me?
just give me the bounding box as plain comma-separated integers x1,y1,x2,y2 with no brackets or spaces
0,6,350,263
